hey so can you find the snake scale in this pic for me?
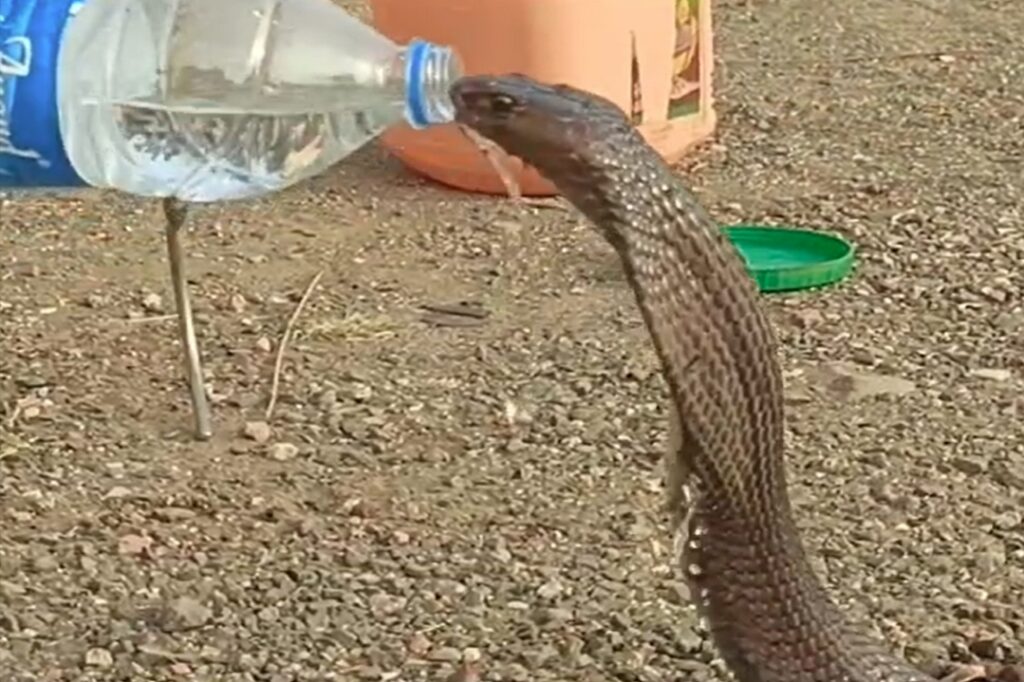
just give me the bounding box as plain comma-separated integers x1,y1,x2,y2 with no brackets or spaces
449,74,938,682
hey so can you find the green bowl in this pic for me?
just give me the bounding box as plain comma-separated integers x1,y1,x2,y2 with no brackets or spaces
722,224,856,293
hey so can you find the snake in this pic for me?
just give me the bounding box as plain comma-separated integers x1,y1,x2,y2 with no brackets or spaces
449,74,939,682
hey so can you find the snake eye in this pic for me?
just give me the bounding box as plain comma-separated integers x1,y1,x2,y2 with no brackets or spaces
489,94,517,115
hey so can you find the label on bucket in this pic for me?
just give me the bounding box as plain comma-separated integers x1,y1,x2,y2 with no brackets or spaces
668,0,701,120
0,0,88,188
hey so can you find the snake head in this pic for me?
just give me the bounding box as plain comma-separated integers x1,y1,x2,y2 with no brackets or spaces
450,74,635,187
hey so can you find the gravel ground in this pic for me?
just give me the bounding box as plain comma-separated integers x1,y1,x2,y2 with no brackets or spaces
3,1,1024,681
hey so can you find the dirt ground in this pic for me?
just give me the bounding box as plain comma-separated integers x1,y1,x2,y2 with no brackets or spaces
3,1,1024,681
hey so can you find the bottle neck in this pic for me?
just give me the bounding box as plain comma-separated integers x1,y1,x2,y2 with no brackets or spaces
393,40,462,129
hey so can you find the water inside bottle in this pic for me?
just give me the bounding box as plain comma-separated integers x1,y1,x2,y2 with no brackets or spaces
92,92,397,201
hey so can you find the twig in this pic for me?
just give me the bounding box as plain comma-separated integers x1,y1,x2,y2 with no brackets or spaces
727,48,991,67
520,197,567,211
265,270,323,420
125,314,179,324
833,48,990,65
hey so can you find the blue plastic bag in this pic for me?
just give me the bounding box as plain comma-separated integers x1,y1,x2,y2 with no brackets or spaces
0,0,88,187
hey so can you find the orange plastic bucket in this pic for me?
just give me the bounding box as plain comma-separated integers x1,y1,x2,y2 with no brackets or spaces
369,0,715,197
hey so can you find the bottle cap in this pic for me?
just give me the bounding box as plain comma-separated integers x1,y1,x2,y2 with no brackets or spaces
404,39,460,129
721,225,856,292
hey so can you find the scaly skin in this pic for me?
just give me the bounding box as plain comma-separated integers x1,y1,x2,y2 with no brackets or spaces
450,74,933,682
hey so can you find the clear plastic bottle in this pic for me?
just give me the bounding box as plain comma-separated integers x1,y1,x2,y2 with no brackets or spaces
0,0,461,201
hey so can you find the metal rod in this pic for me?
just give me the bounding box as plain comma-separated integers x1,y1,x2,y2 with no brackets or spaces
162,197,213,440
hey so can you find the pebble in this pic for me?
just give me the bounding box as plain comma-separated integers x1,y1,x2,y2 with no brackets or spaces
153,507,196,521
992,511,1021,530
229,293,247,313
536,579,563,600
169,662,192,675
429,646,462,663
243,421,273,443
970,368,1012,382
140,292,163,313
676,626,704,653
117,534,152,556
407,632,431,656
267,442,299,461
166,596,212,630
84,648,114,668
993,461,1024,490
952,456,987,476
790,309,824,328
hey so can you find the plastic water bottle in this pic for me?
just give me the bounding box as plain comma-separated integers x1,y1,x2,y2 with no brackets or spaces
0,0,462,201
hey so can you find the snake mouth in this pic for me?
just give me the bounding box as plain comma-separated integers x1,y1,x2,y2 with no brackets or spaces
449,77,500,128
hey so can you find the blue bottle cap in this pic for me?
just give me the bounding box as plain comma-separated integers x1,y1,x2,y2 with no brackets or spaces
404,38,459,129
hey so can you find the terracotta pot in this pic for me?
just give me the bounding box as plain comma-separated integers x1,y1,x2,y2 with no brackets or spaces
369,0,715,196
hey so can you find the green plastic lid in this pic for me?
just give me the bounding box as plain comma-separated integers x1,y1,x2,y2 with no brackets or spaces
722,224,855,293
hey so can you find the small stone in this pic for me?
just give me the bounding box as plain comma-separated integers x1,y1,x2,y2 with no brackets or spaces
85,647,114,668
993,461,1024,490
83,293,109,309
850,347,876,366
103,486,133,500
32,553,59,572
429,646,463,663
666,581,692,605
790,309,824,329
153,507,196,521
229,293,247,313
676,626,704,653
904,640,947,675
347,382,374,402
141,292,163,313
0,580,25,597
344,546,370,567
952,456,987,476
267,442,299,461
492,544,513,563
407,632,431,656
807,363,915,402
536,579,563,600
256,336,273,352
16,374,48,389
992,511,1021,530
532,607,573,624
970,368,1012,382
242,421,272,443
368,593,405,619
168,596,212,629
117,534,152,556
994,312,1024,332
317,389,339,410
519,645,559,668
969,636,1005,661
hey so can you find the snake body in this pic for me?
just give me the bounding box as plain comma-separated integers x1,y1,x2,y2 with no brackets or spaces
450,74,933,682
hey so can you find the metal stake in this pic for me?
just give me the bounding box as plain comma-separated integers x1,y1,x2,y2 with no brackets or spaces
162,197,213,440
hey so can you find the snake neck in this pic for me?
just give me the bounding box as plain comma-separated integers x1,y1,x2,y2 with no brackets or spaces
558,145,793,520
552,147,931,682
